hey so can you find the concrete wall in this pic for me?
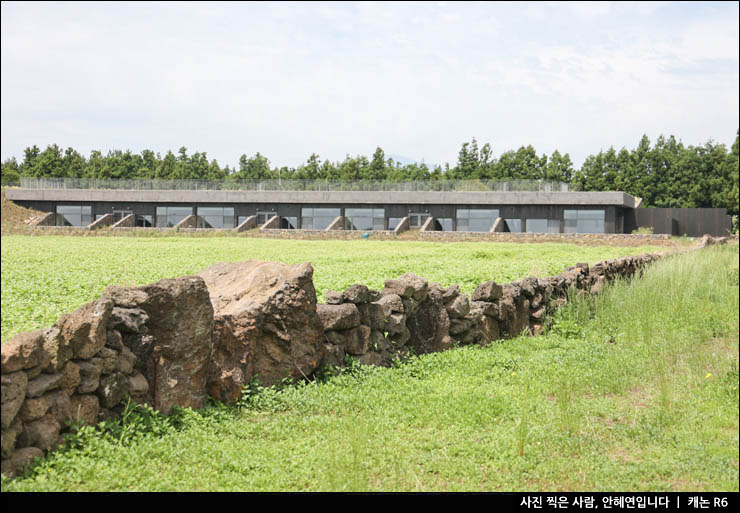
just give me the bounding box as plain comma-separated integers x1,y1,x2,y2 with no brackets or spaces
325,216,345,231
173,215,197,229
87,214,114,230
33,212,55,227
5,188,638,207
260,215,281,230
234,215,257,232
110,214,135,229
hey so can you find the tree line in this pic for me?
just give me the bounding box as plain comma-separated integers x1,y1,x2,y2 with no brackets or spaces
2,132,738,214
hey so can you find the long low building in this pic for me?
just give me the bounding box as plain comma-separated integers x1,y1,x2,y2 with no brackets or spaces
5,180,732,236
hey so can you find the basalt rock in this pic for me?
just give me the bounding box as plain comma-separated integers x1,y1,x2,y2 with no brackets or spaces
317,303,361,331
1,371,27,430
382,273,428,301
69,394,100,426
472,281,503,302
17,414,60,452
376,294,404,316
1,447,43,479
55,298,113,360
325,290,344,305
108,307,149,334
386,313,407,335
198,260,324,404
445,294,470,319
342,284,371,304
357,302,386,330
1,331,48,374
103,276,214,414
26,373,61,399
405,283,452,354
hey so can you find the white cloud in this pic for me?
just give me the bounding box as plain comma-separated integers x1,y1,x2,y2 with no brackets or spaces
1,1,737,169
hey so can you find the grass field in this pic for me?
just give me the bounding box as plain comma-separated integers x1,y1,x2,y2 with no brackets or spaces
1,235,666,342
0,235,737,491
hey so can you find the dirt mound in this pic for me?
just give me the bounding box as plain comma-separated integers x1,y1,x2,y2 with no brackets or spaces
1,189,47,233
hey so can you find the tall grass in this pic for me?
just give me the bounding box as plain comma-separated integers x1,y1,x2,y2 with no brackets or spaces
551,245,739,397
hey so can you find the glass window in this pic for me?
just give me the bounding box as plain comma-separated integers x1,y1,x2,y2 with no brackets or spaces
388,217,404,230
156,206,192,227
526,218,560,233
281,217,297,229
456,208,499,232
256,211,275,226
526,219,544,233
408,213,429,227
197,207,234,229
135,215,153,227
345,208,385,231
301,208,340,230
564,210,605,234
434,218,453,231
56,205,92,227
505,219,522,232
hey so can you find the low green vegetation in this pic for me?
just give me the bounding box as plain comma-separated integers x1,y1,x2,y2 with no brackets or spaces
0,235,664,342
2,243,737,492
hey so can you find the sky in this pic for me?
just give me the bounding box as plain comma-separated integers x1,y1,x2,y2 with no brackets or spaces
1,1,738,170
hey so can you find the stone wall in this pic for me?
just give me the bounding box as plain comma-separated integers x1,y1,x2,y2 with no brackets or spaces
314,253,661,370
1,276,213,478
244,228,674,244
33,212,55,227
6,240,728,478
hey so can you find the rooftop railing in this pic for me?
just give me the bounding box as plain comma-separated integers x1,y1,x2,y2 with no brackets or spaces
18,177,572,193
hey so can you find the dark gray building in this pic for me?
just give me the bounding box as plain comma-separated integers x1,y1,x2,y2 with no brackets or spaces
5,179,732,236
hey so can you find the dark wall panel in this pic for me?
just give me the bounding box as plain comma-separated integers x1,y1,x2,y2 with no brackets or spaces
630,208,731,236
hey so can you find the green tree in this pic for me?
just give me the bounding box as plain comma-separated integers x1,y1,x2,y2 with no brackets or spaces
156,151,177,179
139,149,160,179
32,144,64,177
1,157,21,184
237,152,271,180
20,145,40,176
61,147,87,178
367,147,387,180
454,138,480,179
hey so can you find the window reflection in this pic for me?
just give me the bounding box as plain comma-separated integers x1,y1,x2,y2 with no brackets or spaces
301,208,341,229
564,210,605,233
456,209,499,232
197,207,235,229
345,208,385,230
156,206,192,227
56,205,92,226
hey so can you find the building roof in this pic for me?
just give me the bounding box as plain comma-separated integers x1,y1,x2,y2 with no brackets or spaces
5,188,639,208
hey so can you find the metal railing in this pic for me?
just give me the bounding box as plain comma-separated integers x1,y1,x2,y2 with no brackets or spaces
19,177,572,193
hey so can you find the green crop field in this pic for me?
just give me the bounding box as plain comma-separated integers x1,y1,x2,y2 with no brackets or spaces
1,235,665,342
1,236,737,492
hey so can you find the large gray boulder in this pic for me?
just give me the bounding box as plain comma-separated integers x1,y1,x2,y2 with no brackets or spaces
198,260,324,403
